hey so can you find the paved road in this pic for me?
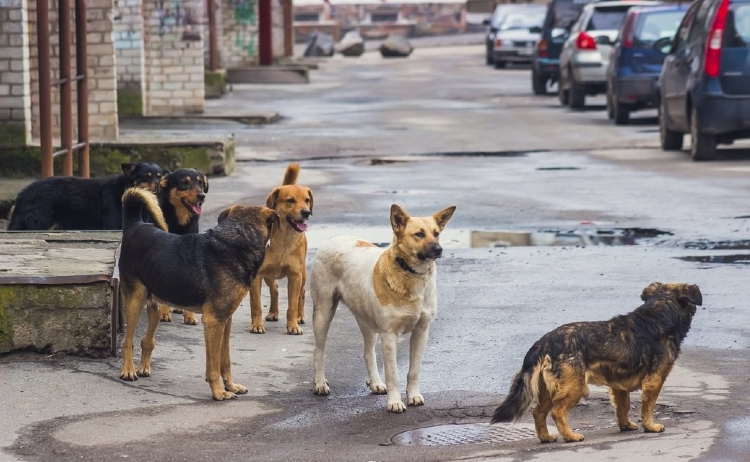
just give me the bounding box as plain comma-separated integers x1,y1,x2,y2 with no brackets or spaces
3,45,750,462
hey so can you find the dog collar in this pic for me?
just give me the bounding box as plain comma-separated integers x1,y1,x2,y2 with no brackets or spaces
395,257,418,274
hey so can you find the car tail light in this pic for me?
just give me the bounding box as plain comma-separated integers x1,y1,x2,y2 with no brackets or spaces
621,10,639,49
495,38,503,48
705,0,729,77
538,38,548,57
576,31,597,50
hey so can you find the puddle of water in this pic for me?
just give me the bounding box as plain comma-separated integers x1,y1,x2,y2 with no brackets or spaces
305,227,670,249
678,255,750,265
536,167,581,171
685,240,750,250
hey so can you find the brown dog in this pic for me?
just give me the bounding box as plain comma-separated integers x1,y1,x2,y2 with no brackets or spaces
118,188,276,400
491,282,702,443
249,164,312,335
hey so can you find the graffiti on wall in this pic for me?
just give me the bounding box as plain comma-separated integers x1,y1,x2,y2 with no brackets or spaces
154,0,202,40
229,0,257,57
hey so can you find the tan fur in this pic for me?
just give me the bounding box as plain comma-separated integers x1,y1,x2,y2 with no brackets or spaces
169,188,193,227
356,240,376,247
122,188,167,231
249,164,312,335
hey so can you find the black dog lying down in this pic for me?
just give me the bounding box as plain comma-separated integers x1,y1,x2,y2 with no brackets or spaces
8,162,166,231
118,187,277,400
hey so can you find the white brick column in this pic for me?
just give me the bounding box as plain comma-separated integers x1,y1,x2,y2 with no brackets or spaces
0,0,32,145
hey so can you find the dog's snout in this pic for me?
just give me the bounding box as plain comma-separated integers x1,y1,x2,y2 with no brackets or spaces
429,243,443,258
197,192,206,202
301,209,311,219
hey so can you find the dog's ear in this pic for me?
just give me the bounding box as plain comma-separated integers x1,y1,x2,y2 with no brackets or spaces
307,188,313,216
121,163,137,176
262,207,280,231
641,282,663,301
218,205,236,224
390,204,410,236
266,188,280,209
203,175,209,193
159,174,170,191
433,205,456,231
682,284,703,306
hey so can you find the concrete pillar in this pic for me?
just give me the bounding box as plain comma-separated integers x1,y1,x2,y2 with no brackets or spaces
142,0,205,115
0,0,32,146
114,0,145,116
27,0,119,142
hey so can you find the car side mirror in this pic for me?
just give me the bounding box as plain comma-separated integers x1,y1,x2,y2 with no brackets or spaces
653,36,674,55
483,18,491,26
529,26,542,34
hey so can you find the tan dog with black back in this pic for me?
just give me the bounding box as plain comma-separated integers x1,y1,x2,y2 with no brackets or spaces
249,164,312,335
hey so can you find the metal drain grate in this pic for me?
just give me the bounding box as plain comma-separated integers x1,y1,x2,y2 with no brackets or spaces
391,423,537,446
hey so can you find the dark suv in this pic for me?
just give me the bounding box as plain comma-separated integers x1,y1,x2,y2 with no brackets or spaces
531,0,593,94
659,0,750,160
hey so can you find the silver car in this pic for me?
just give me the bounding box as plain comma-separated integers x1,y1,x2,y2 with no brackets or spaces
558,0,656,108
492,7,547,69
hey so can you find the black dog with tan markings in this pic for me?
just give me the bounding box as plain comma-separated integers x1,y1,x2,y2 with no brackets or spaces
118,187,277,400
491,282,702,443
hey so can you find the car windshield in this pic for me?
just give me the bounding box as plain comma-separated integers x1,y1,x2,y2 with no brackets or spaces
724,4,750,47
587,7,629,31
633,11,685,47
499,12,546,30
550,0,589,38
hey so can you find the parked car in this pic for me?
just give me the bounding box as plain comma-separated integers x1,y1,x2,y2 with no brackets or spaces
659,0,750,160
559,0,657,108
530,0,593,94
492,7,548,68
485,4,547,66
606,5,688,124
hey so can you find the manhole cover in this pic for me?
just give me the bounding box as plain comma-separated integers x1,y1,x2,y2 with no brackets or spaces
391,423,538,446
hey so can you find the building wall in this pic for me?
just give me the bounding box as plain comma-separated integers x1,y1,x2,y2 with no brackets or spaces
26,0,119,142
272,0,284,57
221,0,259,67
0,0,32,145
142,0,205,115
113,0,145,116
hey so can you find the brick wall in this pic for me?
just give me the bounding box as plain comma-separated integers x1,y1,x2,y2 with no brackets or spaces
0,0,32,145
221,0,258,67
27,0,119,142
113,0,145,116
272,0,283,58
142,0,205,115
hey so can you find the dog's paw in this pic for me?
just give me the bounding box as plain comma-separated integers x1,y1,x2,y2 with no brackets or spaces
313,381,331,395
619,421,638,431
367,380,387,394
119,368,138,381
387,401,407,413
297,318,305,325
159,313,173,322
212,390,238,401
225,382,248,394
644,423,665,433
183,312,198,325
265,313,279,322
172,308,184,314
287,325,303,335
407,394,425,406
539,434,557,443
250,324,266,334
136,365,151,377
563,432,585,443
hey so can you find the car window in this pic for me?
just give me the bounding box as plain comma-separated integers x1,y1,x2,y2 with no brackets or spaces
549,0,589,35
672,3,698,50
587,7,629,31
725,3,750,47
633,11,685,47
498,12,547,30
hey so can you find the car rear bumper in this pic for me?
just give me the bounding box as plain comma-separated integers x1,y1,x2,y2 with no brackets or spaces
615,76,658,105
535,58,559,77
494,50,535,62
698,94,750,136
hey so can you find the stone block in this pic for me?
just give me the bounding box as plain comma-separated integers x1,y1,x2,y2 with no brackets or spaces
204,69,227,99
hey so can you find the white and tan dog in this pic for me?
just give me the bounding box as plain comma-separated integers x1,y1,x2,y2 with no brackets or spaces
311,204,456,412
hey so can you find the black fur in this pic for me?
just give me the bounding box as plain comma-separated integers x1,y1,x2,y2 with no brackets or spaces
8,163,167,230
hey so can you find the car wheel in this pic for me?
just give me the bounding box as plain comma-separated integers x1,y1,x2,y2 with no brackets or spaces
690,106,717,161
558,73,569,106
606,88,614,120
613,100,630,125
569,71,585,109
532,68,547,95
659,99,683,151
486,50,494,65
494,60,506,69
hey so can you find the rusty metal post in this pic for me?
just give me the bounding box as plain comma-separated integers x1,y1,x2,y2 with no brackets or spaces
37,0,54,178
207,0,219,71
259,0,273,65
59,0,73,176
75,0,89,178
283,0,293,57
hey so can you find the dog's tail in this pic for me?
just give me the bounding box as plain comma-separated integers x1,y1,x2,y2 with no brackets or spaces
491,354,550,424
282,163,300,185
122,187,168,232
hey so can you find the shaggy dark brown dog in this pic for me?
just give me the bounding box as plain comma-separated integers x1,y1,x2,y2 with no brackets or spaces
491,283,702,443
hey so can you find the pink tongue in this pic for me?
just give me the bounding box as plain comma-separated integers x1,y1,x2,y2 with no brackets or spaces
190,203,202,215
296,221,308,231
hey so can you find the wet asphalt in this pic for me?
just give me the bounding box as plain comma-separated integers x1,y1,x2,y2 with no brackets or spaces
3,46,750,462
